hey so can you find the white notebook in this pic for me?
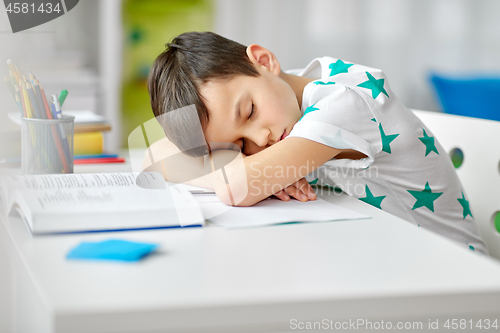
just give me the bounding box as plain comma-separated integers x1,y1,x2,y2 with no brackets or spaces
177,183,370,229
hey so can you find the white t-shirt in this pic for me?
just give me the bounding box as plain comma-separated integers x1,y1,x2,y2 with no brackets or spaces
287,57,488,255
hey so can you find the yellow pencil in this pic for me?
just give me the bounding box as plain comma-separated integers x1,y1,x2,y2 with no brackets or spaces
17,85,27,117
21,81,36,148
22,81,33,118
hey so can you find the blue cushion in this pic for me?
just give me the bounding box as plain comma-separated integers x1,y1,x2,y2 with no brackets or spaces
429,73,500,121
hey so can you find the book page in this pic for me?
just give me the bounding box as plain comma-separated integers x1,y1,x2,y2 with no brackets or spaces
1,172,164,193
0,172,167,217
20,186,171,213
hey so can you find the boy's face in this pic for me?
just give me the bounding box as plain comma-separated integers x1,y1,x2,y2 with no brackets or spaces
201,51,302,156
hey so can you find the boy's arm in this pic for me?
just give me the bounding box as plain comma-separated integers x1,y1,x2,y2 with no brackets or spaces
143,137,214,190
211,137,344,206
142,138,317,202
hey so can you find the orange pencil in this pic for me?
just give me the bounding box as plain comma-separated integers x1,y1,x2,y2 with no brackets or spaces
39,83,53,119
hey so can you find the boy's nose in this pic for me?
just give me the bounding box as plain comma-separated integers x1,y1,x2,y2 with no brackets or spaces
253,128,271,147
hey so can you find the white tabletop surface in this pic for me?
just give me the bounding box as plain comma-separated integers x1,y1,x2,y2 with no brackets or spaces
1,162,500,333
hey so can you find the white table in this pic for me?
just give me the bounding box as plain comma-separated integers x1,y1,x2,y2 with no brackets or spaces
1,163,500,333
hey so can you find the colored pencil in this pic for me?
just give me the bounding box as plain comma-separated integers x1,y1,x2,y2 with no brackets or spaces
21,81,33,118
15,93,23,114
74,154,119,160
39,83,53,119
74,157,125,165
21,81,36,148
26,82,41,119
34,80,47,119
17,85,27,117
26,76,44,118
6,59,21,85
29,72,35,87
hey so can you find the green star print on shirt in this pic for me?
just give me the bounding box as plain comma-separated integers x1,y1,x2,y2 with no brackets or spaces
357,72,389,99
313,81,336,85
329,59,353,76
359,185,386,209
299,103,320,121
458,192,473,219
379,123,399,154
408,182,443,212
308,178,319,185
418,128,439,156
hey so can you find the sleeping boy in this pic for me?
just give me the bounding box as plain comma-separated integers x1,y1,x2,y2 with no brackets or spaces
146,31,488,255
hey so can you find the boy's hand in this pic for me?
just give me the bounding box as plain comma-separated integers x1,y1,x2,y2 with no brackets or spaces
241,148,316,202
273,178,317,202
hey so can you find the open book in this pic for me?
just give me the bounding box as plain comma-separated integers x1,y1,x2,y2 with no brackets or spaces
0,172,204,234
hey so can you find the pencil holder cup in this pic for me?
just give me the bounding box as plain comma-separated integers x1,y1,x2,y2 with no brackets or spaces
21,116,75,174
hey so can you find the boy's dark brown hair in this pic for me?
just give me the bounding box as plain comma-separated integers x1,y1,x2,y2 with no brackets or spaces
147,31,260,156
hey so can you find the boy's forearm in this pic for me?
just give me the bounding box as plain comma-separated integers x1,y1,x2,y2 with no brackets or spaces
144,137,341,206
211,137,341,207
143,138,213,189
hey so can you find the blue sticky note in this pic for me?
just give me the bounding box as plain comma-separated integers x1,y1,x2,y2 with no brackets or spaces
66,239,158,262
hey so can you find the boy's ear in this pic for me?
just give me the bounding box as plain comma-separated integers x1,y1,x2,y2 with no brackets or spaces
246,44,281,76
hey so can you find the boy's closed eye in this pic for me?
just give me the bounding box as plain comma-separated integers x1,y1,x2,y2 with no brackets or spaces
240,103,260,155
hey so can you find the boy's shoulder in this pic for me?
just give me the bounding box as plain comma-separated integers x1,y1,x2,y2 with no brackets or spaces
298,56,395,112
294,56,385,82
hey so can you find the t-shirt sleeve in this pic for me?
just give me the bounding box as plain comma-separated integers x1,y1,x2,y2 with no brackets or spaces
286,83,382,170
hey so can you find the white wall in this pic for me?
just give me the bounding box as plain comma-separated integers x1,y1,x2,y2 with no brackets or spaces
0,0,122,152
2,0,498,153
215,0,500,111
